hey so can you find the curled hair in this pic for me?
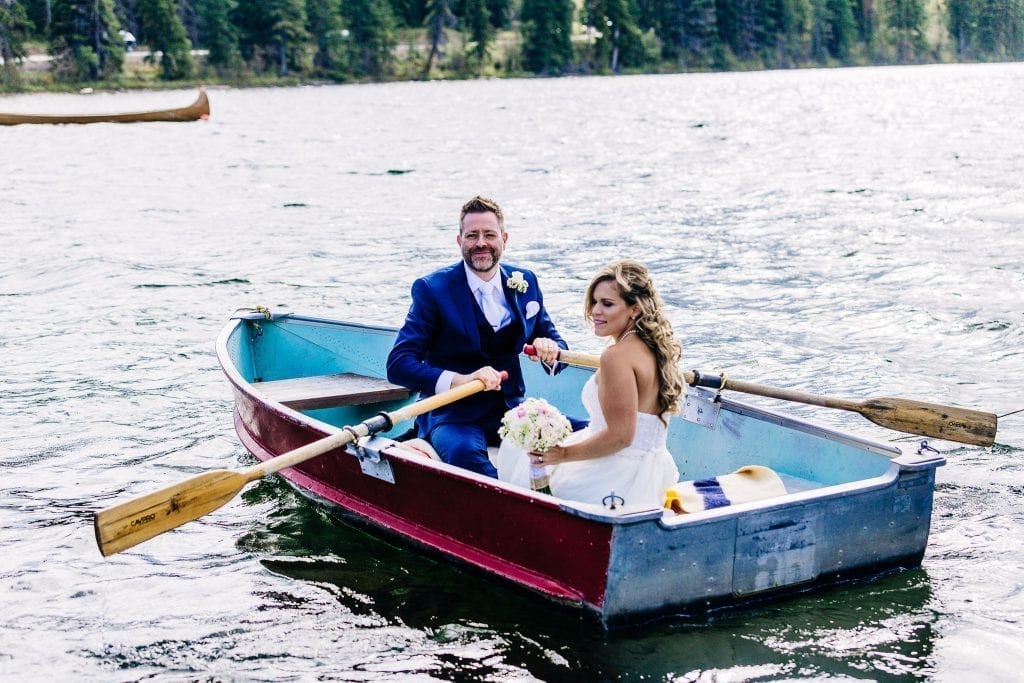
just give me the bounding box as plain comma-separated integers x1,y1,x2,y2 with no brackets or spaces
460,196,504,233
584,260,683,421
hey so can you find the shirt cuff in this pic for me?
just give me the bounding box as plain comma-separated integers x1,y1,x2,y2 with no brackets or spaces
435,370,455,395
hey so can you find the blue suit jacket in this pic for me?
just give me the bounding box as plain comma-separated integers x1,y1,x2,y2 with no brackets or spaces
387,262,566,436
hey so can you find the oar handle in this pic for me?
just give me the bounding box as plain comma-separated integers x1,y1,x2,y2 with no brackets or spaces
523,344,600,368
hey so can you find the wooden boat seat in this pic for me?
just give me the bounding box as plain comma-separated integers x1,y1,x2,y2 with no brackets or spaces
254,373,410,410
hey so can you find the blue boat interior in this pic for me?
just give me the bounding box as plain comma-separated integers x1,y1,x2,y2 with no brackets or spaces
224,314,903,500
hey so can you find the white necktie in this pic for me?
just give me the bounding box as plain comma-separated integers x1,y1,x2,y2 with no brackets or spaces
478,286,509,331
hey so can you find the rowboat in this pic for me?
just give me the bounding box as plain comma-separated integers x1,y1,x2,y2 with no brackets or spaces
212,310,951,628
0,88,209,125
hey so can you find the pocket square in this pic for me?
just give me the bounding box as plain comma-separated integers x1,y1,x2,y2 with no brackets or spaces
524,301,540,319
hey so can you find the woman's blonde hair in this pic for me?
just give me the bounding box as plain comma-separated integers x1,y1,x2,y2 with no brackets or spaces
583,260,684,421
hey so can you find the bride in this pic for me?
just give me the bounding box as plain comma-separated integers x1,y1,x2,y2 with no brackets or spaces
497,260,683,507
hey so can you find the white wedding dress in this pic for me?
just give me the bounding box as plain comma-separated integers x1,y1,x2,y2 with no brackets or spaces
496,376,680,508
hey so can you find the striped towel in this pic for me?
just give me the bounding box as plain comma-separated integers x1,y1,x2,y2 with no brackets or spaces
664,465,787,514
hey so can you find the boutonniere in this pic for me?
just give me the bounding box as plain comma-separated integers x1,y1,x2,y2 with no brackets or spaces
506,271,529,293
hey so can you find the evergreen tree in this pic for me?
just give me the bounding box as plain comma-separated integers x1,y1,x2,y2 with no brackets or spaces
584,0,645,71
851,0,878,44
947,0,980,56
136,0,193,79
520,0,574,73
423,0,455,76
234,0,309,75
976,0,1024,58
825,0,856,61
20,0,51,34
197,0,242,73
888,0,927,62
775,0,811,64
341,0,396,79
809,0,855,62
651,0,717,63
463,0,490,76
486,0,509,27
808,0,824,61
178,1,201,47
269,0,310,75
1,0,33,85
49,0,125,81
390,0,425,26
632,0,656,29
233,0,270,65
306,0,346,76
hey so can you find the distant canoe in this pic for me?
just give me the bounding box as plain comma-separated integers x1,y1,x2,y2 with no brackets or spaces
0,88,209,125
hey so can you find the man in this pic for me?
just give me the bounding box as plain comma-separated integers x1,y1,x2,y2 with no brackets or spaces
387,196,565,477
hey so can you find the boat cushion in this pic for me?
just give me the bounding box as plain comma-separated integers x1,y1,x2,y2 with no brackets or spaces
253,373,410,410
664,465,787,514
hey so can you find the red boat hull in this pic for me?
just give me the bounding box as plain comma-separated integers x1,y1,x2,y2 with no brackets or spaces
230,384,615,614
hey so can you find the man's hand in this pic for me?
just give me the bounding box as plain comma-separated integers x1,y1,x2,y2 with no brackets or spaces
453,366,504,391
527,337,561,366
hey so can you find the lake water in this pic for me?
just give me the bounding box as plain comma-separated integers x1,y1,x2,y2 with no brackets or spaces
2,63,1023,681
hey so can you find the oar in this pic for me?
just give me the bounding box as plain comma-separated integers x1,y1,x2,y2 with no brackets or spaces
526,345,997,447
94,372,506,556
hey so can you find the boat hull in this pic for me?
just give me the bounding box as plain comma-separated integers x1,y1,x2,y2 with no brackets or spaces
0,89,209,125
217,312,944,627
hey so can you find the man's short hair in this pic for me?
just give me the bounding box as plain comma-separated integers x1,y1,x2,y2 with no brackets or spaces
460,196,504,233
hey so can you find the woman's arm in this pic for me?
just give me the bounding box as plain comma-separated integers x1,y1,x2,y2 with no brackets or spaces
535,345,638,464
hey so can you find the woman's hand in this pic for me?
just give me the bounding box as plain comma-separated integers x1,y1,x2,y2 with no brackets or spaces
531,444,569,465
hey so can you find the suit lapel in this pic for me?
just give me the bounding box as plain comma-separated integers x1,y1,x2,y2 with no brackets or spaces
499,265,526,331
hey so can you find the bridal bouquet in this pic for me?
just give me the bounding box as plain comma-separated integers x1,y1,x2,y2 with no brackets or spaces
499,398,572,493
500,398,572,452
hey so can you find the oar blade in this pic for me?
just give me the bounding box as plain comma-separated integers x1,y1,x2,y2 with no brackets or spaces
94,469,249,557
859,397,997,447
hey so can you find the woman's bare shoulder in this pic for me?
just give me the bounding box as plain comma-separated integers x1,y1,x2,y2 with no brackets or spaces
600,339,654,369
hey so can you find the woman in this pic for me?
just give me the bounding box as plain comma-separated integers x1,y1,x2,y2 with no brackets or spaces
497,260,683,507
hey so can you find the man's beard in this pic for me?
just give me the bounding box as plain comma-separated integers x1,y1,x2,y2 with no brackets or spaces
464,248,498,272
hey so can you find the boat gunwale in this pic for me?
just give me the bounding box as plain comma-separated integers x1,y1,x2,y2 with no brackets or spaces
225,312,906,456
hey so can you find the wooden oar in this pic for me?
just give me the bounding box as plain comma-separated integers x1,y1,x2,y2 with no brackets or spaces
526,345,997,447
94,372,506,557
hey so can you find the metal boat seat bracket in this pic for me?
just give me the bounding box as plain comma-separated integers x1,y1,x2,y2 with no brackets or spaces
349,435,396,483
682,386,721,429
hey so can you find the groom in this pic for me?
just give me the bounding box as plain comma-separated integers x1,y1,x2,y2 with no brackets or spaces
387,196,566,477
